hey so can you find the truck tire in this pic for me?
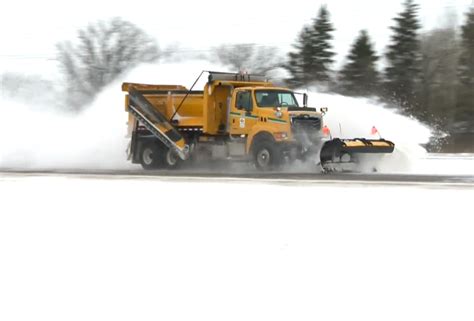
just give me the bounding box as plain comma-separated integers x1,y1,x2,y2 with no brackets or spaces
163,148,181,169
139,143,163,170
252,139,282,171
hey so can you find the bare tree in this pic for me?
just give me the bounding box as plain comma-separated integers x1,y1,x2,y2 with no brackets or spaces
57,17,160,110
213,43,283,74
419,27,460,127
417,27,461,151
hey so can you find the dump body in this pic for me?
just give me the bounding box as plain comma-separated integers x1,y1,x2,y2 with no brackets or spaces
122,72,395,171
123,79,273,136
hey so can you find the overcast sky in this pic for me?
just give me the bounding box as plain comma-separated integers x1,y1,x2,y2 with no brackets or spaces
0,0,472,75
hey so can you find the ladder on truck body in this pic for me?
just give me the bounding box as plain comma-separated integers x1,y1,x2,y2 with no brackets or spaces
127,89,189,160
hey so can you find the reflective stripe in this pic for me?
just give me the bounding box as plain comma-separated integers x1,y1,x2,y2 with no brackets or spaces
344,141,366,147
268,117,286,124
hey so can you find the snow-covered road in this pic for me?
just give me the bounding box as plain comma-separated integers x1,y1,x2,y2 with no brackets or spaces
0,173,473,321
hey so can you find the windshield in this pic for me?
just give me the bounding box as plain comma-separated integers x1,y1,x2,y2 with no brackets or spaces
255,90,299,107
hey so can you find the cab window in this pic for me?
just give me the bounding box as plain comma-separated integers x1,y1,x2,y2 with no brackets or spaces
255,90,299,107
236,91,253,111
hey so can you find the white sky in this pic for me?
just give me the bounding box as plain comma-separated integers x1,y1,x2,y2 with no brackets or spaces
0,0,473,75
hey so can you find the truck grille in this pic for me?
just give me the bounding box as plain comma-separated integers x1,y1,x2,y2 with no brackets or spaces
291,116,322,133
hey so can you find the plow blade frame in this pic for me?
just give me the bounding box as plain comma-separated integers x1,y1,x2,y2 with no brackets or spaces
320,138,395,163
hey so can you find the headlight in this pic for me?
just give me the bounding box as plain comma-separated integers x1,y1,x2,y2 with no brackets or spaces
274,132,288,140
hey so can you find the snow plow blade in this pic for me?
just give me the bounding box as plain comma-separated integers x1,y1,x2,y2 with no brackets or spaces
320,138,395,163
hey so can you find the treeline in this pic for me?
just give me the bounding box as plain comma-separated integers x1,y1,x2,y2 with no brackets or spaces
284,1,474,151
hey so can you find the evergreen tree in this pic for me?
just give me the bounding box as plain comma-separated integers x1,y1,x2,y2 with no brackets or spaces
385,0,421,114
309,6,335,83
286,26,314,87
286,6,335,87
339,30,380,96
455,7,474,137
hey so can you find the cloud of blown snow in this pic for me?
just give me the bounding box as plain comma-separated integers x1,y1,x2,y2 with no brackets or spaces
0,59,441,174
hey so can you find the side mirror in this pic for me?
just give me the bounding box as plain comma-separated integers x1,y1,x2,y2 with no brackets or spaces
303,93,308,107
320,107,328,114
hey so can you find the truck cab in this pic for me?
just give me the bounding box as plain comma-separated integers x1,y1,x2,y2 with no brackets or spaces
226,86,324,169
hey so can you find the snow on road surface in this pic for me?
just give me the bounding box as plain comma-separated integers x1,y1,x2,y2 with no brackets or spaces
413,153,474,175
0,174,473,321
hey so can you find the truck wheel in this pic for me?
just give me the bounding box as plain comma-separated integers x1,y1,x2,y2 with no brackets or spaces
252,140,282,171
140,143,163,170
163,148,181,169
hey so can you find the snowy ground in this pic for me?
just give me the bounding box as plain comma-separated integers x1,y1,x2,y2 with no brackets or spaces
411,153,474,175
0,174,473,321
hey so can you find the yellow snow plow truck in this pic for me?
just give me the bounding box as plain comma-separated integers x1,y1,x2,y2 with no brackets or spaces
122,71,394,171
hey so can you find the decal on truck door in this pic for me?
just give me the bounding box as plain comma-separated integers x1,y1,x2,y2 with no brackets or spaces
240,117,245,128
